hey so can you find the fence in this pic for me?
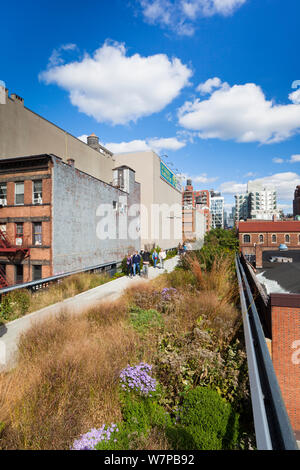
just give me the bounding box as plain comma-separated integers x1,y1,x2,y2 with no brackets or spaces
0,261,119,301
235,254,298,450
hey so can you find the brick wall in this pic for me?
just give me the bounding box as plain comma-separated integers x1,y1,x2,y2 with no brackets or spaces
270,294,300,438
0,165,52,284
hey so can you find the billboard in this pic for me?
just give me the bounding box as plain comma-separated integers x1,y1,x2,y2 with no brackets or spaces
160,161,181,191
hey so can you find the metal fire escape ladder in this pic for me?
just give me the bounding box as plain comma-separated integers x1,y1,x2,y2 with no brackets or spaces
0,228,30,286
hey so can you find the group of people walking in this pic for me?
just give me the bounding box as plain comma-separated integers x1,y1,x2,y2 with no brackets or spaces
126,248,167,277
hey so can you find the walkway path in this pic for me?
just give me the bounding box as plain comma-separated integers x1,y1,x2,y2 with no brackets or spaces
0,256,179,370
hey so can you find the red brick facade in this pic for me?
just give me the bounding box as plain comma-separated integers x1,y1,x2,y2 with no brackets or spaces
238,220,300,267
0,156,53,285
270,294,300,438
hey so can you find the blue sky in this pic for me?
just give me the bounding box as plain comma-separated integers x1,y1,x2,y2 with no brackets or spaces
1,0,300,213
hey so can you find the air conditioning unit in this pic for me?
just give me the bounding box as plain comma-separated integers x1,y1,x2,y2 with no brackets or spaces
0,198,7,206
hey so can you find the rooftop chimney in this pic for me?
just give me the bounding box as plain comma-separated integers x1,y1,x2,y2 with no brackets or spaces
87,133,100,152
10,93,24,106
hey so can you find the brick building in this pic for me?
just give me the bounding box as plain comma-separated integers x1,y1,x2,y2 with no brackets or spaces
0,154,140,287
182,180,211,241
238,219,300,268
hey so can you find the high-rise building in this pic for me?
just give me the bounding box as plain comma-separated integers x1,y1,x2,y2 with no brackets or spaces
293,185,300,218
210,190,224,229
234,181,280,222
182,181,211,241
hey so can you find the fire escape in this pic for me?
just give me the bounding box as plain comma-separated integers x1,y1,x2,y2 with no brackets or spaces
0,228,30,288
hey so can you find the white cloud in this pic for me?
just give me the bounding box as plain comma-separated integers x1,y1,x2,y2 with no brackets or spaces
220,181,247,194
40,41,192,125
178,78,300,144
48,43,77,67
179,172,218,185
105,140,151,153
196,77,225,94
220,172,300,201
147,137,186,151
81,136,186,154
273,157,284,163
289,89,300,104
290,154,300,163
77,134,89,143
139,0,247,36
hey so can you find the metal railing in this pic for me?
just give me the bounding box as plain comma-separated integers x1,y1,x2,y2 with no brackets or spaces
235,254,298,450
0,261,119,300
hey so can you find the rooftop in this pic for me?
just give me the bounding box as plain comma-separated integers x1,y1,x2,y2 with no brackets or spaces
256,250,300,294
239,220,300,232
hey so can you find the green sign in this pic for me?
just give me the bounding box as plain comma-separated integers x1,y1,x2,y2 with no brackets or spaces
160,161,181,191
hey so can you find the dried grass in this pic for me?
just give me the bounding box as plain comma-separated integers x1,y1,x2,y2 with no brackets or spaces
0,300,139,450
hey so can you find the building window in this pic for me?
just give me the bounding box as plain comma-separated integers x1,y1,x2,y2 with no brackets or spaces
259,234,264,243
298,234,300,244
32,265,42,281
272,234,277,243
15,182,24,205
15,223,24,245
243,234,251,243
33,180,43,204
33,223,42,246
15,264,23,284
285,234,290,243
0,183,7,206
113,201,118,210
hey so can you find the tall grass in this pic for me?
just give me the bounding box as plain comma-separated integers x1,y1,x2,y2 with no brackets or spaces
0,272,111,323
0,300,139,450
0,256,250,450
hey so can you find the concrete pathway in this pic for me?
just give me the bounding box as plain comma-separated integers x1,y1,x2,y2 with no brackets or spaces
0,256,179,370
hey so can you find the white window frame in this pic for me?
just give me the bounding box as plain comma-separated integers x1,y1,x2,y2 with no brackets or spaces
33,180,43,205
15,182,24,206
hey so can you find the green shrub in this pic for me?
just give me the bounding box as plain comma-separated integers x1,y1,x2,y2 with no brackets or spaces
129,307,164,335
95,393,172,451
0,289,30,322
170,387,240,450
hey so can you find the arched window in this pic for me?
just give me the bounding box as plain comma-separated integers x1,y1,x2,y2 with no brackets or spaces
259,234,264,243
285,234,290,243
272,234,277,243
243,234,251,243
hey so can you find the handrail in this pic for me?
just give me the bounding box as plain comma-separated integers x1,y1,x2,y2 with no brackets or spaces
235,254,298,450
0,260,119,297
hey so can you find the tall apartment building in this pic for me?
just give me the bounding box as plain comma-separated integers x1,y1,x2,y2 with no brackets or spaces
210,191,224,229
182,181,211,241
293,185,300,218
235,181,280,222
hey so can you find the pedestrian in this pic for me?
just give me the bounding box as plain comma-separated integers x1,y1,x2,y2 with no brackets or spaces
152,249,158,268
183,243,187,255
178,243,183,255
159,249,166,269
126,253,133,277
141,249,150,277
132,251,141,276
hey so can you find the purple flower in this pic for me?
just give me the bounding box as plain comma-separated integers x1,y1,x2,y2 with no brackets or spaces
71,423,119,450
119,362,157,396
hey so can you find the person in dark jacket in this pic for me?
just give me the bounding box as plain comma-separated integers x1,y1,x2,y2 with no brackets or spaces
140,250,150,277
126,254,133,277
132,251,141,276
